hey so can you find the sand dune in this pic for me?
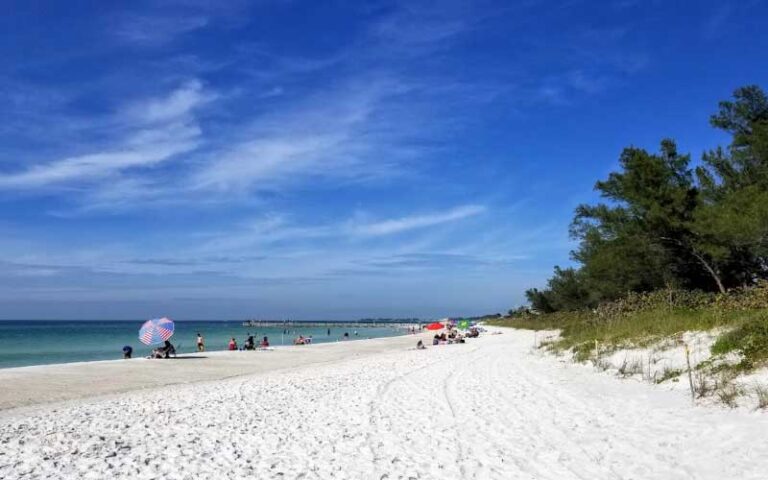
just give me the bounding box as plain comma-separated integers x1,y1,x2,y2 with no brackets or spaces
1,328,767,479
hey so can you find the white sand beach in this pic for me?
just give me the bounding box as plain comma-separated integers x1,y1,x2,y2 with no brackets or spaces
2,328,768,479
0,334,425,410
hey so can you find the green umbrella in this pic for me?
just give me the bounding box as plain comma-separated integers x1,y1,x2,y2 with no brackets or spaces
457,319,471,330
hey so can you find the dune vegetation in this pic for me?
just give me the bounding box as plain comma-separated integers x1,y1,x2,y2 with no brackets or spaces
497,85,768,405
496,286,768,367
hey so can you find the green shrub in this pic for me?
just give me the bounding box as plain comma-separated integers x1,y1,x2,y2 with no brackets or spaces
711,316,768,369
755,385,768,409
656,367,683,383
490,284,768,407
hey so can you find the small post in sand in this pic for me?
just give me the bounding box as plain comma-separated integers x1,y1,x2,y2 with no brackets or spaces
685,343,695,404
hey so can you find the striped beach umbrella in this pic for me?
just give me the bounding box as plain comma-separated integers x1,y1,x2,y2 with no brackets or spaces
139,317,175,346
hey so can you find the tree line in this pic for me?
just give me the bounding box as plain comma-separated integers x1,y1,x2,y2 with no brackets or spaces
526,85,768,313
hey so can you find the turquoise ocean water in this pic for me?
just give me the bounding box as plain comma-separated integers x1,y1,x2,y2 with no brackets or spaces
0,320,407,369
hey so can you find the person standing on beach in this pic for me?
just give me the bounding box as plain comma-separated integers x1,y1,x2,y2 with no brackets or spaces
196,333,205,352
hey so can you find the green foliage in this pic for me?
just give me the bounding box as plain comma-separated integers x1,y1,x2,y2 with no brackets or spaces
525,267,592,312
524,287,555,313
526,85,768,312
711,316,768,369
755,385,768,409
717,384,742,408
504,85,768,397
493,283,768,372
571,139,703,299
656,367,683,384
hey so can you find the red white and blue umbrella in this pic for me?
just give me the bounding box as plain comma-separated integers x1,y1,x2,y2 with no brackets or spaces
139,317,175,346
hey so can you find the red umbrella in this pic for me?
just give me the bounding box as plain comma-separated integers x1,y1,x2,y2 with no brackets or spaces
425,322,444,331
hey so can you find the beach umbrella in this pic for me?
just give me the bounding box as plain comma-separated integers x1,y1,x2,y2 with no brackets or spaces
457,319,471,330
139,317,175,346
425,322,444,331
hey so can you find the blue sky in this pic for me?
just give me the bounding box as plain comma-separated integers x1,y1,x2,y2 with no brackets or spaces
1,0,767,319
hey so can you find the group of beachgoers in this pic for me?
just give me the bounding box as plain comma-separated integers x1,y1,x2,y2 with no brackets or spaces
415,325,482,350
196,332,271,352
227,335,270,351
136,330,362,359
128,333,269,360
131,325,478,359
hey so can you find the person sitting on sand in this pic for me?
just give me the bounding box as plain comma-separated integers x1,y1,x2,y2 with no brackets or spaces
228,338,237,350
294,335,305,345
417,340,426,350
261,336,269,348
163,340,176,358
150,340,176,359
122,345,133,359
305,335,312,344
432,335,440,346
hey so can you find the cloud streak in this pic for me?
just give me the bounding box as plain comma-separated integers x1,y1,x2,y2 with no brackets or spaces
351,205,486,236
189,79,410,194
201,204,486,254
0,81,208,190
112,14,209,46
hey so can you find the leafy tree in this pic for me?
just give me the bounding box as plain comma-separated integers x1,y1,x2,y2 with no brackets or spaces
571,140,715,294
545,267,593,310
695,85,768,287
525,287,555,313
520,85,768,312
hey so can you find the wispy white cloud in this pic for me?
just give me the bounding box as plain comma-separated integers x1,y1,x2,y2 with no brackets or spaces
0,202,491,284
201,204,486,253
188,78,413,194
0,81,209,190
367,0,487,55
351,205,486,236
0,133,195,189
123,79,214,123
3,2,646,207
112,14,210,46
191,133,352,192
